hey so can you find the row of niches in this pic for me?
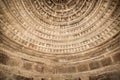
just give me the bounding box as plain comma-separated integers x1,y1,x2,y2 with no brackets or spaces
0,71,120,80
43,0,78,11
0,0,119,41
0,45,120,75
51,0,70,4
32,0,90,18
1,22,120,54
1,0,119,41
1,13,120,44
3,0,117,29
89,71,120,80
8,0,119,38
22,0,114,27
1,32,120,64
25,1,120,34
0,71,33,80
1,10,120,54
0,51,120,79
52,35,120,63
0,0,119,64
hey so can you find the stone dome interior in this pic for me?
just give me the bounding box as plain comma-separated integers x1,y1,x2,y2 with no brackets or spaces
0,0,120,80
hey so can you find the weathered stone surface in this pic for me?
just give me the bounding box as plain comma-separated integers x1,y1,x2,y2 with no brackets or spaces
77,64,89,72
56,66,76,73
112,52,120,63
0,0,120,79
23,62,32,70
7,58,21,66
89,72,120,80
89,61,100,70
35,64,44,73
101,57,112,66
0,53,9,65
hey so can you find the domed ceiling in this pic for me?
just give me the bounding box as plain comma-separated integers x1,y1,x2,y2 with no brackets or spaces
0,0,120,80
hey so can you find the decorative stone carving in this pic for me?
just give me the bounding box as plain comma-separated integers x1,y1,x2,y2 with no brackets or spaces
0,0,120,79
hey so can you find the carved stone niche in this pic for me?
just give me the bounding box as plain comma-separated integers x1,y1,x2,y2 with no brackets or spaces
112,52,120,63
56,66,76,73
89,71,120,80
77,64,89,72
100,57,112,67
0,52,9,65
89,61,100,70
23,62,32,70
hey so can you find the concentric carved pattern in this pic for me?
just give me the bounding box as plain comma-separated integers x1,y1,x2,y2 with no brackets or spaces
0,0,120,79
